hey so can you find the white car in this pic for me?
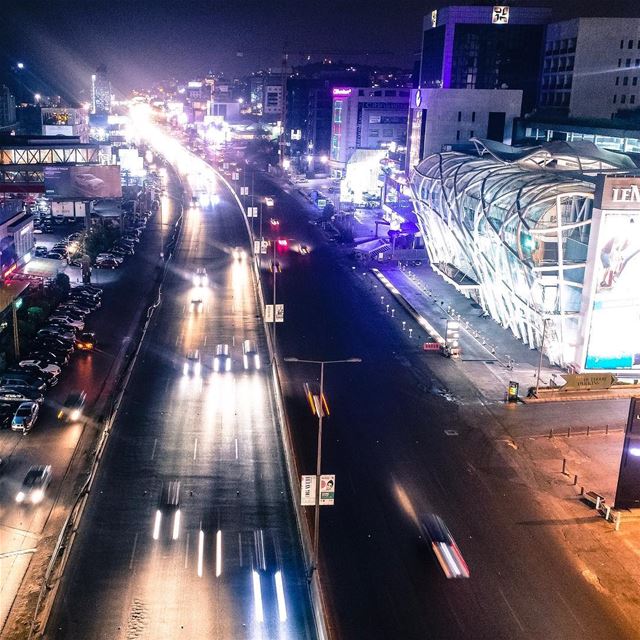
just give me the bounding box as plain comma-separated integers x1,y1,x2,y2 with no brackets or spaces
213,344,231,372
183,350,201,376
96,253,124,264
16,465,52,504
49,315,85,331
19,360,61,377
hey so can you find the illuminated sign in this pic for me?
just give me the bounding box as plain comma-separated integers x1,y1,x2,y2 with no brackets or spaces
615,398,640,509
431,10,438,28
598,177,640,209
410,89,426,110
332,87,352,97
492,5,510,24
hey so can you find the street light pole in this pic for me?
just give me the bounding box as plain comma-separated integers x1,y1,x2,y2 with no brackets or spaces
535,317,549,394
272,238,278,357
283,356,362,578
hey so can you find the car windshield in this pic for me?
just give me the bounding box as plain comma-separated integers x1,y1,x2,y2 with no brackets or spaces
23,470,43,487
16,408,30,417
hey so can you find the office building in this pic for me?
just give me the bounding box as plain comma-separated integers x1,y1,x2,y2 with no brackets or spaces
411,139,640,372
329,86,410,177
539,18,640,119
0,86,16,129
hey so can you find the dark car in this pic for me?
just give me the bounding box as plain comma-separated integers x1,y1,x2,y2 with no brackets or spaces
0,375,47,393
69,287,101,302
76,332,96,351
74,284,102,296
38,326,75,342
27,349,69,366
0,387,44,405
18,363,59,386
34,246,49,258
153,480,181,540
47,251,66,260
58,390,87,421
419,514,470,579
67,295,100,310
31,336,74,354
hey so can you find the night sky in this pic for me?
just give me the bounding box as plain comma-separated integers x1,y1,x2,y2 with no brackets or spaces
1,0,637,104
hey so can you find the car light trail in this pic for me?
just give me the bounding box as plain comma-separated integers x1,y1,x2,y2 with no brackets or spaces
252,570,264,623
275,570,288,622
172,509,181,540
197,529,204,577
153,510,162,540
216,529,222,577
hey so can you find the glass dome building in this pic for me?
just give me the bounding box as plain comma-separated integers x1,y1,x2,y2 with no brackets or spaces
410,139,639,368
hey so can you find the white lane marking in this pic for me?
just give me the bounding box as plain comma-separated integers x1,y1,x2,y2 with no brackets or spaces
175,334,180,346
275,570,288,622
204,335,207,345
216,530,222,577
185,531,190,569
193,438,198,460
235,438,238,459
151,438,158,460
238,532,243,567
232,335,235,346
197,530,204,577
129,533,139,570
499,588,525,633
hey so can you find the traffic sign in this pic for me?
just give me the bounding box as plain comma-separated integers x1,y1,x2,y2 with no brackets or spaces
240,186,248,195
265,304,274,322
320,475,335,505
301,475,315,506
253,240,261,254
247,206,258,218
275,303,284,323
561,373,617,391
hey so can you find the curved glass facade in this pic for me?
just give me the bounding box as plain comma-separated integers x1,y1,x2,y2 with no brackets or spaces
409,141,629,367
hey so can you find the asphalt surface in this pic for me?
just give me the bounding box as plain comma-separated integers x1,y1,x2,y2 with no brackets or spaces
45,161,316,638
0,178,172,633
250,170,634,640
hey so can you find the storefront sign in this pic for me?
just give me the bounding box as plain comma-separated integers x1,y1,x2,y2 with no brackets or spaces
597,177,640,210
492,6,510,24
332,87,352,97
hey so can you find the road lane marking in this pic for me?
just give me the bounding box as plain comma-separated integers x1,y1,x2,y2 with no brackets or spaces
275,570,288,622
235,438,238,459
175,334,180,346
499,588,525,633
252,570,264,623
129,533,139,570
204,335,207,345
238,532,243,567
185,531,190,569
193,438,198,460
151,438,158,460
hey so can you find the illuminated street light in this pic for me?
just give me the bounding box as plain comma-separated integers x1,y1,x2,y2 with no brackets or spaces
16,62,24,70
284,356,362,580
306,154,313,163
34,93,41,103
320,155,329,164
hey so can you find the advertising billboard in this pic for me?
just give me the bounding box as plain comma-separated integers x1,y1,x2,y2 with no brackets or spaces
584,209,640,369
44,165,122,199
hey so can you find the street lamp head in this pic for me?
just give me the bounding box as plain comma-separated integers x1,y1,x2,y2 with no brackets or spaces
345,357,362,363
16,62,24,70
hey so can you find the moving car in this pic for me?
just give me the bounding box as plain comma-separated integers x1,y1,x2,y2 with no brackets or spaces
193,267,208,287
76,332,96,351
58,391,87,421
94,258,120,269
214,343,231,372
232,247,246,261
419,514,470,579
47,250,66,260
153,480,181,540
16,465,52,504
11,401,39,433
242,340,260,370
183,350,201,376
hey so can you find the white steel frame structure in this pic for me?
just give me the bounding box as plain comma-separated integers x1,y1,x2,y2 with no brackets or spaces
410,140,636,367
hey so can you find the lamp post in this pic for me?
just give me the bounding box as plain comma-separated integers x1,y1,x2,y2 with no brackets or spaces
535,317,550,394
283,356,362,578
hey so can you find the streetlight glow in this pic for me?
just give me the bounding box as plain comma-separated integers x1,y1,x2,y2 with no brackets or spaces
17,62,24,70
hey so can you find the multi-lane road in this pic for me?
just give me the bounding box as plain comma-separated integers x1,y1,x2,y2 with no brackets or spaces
46,159,316,638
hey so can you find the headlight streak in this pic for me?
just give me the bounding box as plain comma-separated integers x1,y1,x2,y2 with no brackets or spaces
172,509,181,540
197,529,204,577
153,510,162,540
275,570,288,622
216,529,222,577
252,570,264,623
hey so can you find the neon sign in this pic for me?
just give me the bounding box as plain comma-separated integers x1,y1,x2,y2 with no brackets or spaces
332,88,352,97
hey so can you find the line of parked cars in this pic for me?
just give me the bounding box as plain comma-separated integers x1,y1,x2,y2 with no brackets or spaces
94,216,148,269
0,284,99,436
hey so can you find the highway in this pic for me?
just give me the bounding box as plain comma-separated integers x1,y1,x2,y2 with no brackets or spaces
45,154,316,638
249,170,635,640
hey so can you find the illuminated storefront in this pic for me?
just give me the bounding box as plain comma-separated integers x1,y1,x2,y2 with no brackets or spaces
411,139,640,372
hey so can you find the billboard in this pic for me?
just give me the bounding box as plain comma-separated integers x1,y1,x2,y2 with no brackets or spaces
44,165,122,199
584,209,640,369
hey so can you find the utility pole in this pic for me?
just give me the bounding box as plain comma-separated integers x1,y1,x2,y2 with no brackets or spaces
280,47,288,170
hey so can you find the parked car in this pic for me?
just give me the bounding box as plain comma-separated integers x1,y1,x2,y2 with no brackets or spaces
49,315,85,330
38,326,75,342
72,284,102,296
213,344,231,372
95,258,120,270
34,246,49,257
0,378,46,395
76,332,96,351
96,253,124,264
26,349,69,366
0,387,44,404
112,243,134,255
11,401,39,433
18,364,59,386
18,359,62,377
70,287,101,301
31,336,74,355
58,391,87,421
55,306,87,320
47,251,66,260
15,465,52,504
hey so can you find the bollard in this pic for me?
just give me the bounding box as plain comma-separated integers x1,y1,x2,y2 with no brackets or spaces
587,425,590,437
606,505,611,521
615,512,621,531
573,474,578,486
409,328,413,338
580,486,585,496
386,304,389,313
380,296,384,304
606,424,609,435
567,426,571,438
562,458,567,475
549,428,554,439
391,309,395,318
402,321,406,330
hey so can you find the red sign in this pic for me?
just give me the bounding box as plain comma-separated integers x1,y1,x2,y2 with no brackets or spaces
423,342,441,351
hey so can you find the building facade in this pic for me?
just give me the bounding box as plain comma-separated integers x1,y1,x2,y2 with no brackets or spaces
91,65,111,115
41,107,89,142
410,139,640,372
539,18,640,119
0,86,16,129
329,87,410,177
406,88,522,172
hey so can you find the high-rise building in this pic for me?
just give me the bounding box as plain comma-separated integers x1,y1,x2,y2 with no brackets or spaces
0,86,17,128
539,18,640,119
91,65,111,115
